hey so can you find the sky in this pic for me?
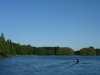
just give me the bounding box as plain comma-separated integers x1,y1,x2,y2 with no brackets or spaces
0,0,100,50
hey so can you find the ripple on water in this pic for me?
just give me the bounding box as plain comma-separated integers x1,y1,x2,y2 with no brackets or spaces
0,56,100,75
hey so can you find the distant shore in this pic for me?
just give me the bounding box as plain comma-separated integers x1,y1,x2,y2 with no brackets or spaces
1,55,100,58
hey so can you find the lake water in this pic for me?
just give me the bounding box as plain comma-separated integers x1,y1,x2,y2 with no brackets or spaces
0,56,100,75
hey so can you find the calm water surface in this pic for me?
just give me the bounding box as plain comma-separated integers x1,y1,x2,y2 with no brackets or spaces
0,56,100,75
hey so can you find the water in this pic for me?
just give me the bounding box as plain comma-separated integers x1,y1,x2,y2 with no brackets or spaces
0,56,100,75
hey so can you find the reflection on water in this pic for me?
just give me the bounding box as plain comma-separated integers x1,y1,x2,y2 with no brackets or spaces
0,56,100,75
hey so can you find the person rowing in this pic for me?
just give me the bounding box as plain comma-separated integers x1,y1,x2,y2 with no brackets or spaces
77,59,79,63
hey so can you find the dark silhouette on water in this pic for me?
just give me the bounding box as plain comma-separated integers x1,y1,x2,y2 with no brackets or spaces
77,59,79,63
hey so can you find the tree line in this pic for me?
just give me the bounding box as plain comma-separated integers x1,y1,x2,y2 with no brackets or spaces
0,33,100,57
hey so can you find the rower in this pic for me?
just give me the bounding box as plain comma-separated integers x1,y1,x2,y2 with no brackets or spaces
77,59,79,63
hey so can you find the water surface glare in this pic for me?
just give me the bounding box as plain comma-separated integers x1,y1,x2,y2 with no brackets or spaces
0,56,100,75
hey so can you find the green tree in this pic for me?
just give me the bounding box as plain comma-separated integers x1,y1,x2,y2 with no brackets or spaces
26,45,34,55
0,33,9,56
22,46,27,55
80,47,96,55
15,44,24,55
75,51,80,55
46,50,54,55
37,47,46,55
95,48,100,55
10,46,16,55
89,46,94,49
57,47,74,55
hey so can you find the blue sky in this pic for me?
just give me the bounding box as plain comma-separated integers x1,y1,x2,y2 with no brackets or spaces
0,0,100,50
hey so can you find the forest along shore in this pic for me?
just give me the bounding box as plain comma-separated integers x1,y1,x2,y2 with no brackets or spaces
0,33,100,57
